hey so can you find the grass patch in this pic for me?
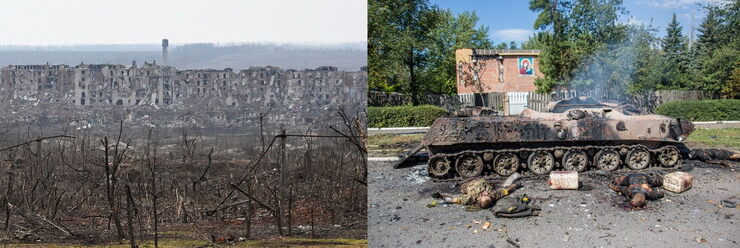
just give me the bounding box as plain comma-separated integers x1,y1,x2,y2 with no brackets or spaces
241,238,367,247
9,238,367,248
367,134,424,148
687,128,740,149
4,238,208,248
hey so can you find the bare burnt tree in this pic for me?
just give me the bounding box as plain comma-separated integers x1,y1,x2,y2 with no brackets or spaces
458,59,489,93
0,108,366,245
143,128,159,248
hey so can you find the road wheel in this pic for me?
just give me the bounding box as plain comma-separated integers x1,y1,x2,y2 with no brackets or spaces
428,156,451,178
562,150,588,172
528,151,554,175
626,147,650,170
493,153,519,176
595,149,621,171
455,154,484,178
658,146,681,167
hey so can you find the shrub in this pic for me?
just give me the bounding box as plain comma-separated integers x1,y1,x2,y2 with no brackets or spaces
655,99,740,121
368,105,448,128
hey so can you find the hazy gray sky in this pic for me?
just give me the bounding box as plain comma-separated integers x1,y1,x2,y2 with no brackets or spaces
0,0,367,45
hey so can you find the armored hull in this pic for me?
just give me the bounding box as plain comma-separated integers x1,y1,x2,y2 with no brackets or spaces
422,97,695,179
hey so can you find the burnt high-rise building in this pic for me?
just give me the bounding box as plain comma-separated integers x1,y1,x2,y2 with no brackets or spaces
162,39,169,66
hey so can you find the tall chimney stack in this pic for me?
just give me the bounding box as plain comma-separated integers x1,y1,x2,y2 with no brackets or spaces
162,39,169,66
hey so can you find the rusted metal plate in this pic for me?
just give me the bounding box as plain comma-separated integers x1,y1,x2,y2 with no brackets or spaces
422,106,694,147
392,144,426,169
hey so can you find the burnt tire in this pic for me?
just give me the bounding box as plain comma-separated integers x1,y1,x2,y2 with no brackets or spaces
594,149,621,171
658,146,681,167
528,151,554,175
626,146,650,170
562,150,588,172
428,156,451,178
455,154,484,178
493,152,519,176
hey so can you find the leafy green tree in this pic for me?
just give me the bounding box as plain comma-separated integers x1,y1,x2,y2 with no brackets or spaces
521,32,547,49
694,2,740,96
696,6,723,53
425,10,492,95
629,24,663,94
720,0,740,97
657,14,692,89
369,0,493,99
724,61,740,98
529,0,627,93
567,0,628,96
529,0,576,92
368,0,442,104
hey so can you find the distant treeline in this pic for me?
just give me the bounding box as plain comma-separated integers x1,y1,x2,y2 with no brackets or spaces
0,42,367,71
369,0,740,104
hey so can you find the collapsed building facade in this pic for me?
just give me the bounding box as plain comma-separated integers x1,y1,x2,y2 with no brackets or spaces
0,62,367,130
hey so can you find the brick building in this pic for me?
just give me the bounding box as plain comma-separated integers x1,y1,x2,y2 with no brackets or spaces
455,49,542,114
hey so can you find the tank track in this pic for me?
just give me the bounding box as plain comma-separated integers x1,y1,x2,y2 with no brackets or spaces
428,144,683,182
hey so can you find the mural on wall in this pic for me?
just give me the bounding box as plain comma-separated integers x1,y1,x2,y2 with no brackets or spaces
518,57,534,75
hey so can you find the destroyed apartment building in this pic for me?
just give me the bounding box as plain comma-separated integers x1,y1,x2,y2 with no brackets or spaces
0,62,367,129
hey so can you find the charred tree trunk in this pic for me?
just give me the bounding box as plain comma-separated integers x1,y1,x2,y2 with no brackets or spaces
287,190,293,236
103,137,124,242
277,129,286,236
125,185,137,248
4,171,14,231
146,129,159,248
408,47,418,105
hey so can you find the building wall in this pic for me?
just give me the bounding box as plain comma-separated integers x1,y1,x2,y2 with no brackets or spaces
0,64,73,101
1,63,363,108
455,49,543,94
0,63,367,128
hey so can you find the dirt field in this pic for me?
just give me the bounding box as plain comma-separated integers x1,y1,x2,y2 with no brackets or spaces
368,159,739,247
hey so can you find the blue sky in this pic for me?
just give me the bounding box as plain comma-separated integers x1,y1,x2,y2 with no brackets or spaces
432,0,716,45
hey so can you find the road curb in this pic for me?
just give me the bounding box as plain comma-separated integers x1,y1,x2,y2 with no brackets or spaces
368,157,401,161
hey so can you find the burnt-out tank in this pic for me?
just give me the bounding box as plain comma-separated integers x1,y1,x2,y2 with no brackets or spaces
422,97,695,179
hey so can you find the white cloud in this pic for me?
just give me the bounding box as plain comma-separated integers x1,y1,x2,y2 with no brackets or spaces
626,16,646,26
492,29,534,42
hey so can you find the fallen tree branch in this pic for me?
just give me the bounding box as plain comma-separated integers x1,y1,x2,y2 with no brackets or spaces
7,203,73,236
0,135,76,152
229,184,276,213
207,136,277,216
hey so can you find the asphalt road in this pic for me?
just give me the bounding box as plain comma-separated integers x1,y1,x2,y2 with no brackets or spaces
368,160,739,247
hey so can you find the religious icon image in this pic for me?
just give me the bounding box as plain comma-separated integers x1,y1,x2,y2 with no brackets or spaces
519,57,534,75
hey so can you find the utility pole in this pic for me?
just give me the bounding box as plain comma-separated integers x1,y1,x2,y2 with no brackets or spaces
278,128,286,235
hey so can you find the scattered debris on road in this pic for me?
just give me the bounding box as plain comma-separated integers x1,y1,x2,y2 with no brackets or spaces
663,171,694,193
548,171,579,190
720,199,736,208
